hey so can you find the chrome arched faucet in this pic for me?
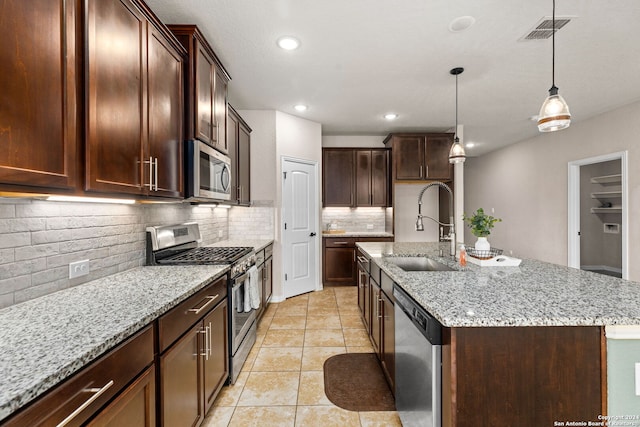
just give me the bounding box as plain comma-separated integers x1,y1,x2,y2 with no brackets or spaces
416,181,456,257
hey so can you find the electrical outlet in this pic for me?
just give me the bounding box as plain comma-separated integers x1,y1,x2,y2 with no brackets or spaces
69,259,90,279
366,224,374,230
636,363,640,396
218,230,223,237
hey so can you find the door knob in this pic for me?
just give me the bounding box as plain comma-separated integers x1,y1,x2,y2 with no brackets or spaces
309,232,316,237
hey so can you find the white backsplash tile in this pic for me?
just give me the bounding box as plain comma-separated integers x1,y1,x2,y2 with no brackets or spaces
322,207,387,233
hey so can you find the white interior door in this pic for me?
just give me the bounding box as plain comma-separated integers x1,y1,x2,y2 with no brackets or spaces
282,158,318,298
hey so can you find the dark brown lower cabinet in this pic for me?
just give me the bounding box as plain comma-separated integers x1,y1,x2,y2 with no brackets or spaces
380,290,395,389
369,280,382,355
442,326,605,426
160,322,203,427
203,301,229,411
87,366,156,427
2,326,154,427
323,237,393,285
158,277,228,427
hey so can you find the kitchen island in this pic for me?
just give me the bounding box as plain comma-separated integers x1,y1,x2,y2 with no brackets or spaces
357,241,640,427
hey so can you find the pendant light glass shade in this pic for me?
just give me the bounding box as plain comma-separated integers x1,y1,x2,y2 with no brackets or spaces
538,0,570,132
537,86,571,132
449,137,466,164
448,67,466,164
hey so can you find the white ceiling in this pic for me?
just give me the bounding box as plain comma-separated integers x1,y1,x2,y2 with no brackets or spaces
146,0,640,156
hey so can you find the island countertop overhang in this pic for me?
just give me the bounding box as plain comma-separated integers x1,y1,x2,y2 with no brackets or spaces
357,241,640,328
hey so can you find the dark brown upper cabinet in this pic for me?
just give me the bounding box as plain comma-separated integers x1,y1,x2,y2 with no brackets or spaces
169,25,231,155
323,148,390,207
227,106,251,206
356,149,389,207
0,0,80,191
384,133,454,182
85,0,185,198
323,149,356,207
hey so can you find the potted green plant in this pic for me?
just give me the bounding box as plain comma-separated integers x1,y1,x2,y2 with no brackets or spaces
463,208,502,251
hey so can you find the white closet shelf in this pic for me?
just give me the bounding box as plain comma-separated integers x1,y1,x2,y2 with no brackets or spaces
591,207,622,214
591,191,622,199
590,174,622,184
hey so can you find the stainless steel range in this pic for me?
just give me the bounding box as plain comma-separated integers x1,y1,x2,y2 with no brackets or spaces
146,222,258,384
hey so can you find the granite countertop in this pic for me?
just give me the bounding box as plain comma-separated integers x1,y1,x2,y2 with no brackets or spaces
209,239,274,252
0,265,229,422
357,241,640,328
322,232,394,238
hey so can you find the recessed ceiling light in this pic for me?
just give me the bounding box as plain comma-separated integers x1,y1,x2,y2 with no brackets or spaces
277,36,300,50
384,113,398,120
449,16,476,32
465,142,475,148
294,104,307,112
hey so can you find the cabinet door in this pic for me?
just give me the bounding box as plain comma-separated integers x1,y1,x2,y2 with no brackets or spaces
425,135,453,180
371,150,389,206
160,322,203,427
148,24,183,198
381,292,395,391
394,136,424,180
324,247,357,284
369,282,382,355
202,300,229,412
357,263,370,330
212,67,228,152
87,367,155,427
0,0,78,190
86,0,146,194
227,110,239,203
264,258,273,305
237,121,251,206
322,149,355,207
355,150,372,206
195,44,214,144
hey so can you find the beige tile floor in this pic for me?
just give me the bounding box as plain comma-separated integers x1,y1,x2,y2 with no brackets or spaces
202,286,402,427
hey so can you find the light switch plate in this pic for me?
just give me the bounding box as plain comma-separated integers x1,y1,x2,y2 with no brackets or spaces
69,259,90,279
635,363,640,396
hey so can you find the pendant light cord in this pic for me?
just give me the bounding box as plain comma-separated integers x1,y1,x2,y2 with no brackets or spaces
552,0,556,88
455,73,458,134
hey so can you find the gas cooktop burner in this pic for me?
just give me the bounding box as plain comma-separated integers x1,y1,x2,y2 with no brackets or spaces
158,246,253,265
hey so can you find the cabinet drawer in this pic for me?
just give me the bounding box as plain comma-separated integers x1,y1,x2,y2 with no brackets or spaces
381,270,394,300
264,244,273,259
324,238,355,248
370,261,381,286
4,325,154,427
158,275,227,353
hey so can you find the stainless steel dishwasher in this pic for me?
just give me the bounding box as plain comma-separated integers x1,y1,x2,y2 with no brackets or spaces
394,285,443,427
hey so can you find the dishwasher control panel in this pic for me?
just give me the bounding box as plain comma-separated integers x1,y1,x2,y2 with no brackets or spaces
394,285,442,345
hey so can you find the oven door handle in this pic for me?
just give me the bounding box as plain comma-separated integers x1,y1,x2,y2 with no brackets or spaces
232,273,250,290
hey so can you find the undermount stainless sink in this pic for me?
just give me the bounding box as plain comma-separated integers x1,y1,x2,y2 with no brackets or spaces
386,257,455,272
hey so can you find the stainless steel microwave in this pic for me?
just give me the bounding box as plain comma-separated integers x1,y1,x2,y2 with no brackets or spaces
185,140,232,201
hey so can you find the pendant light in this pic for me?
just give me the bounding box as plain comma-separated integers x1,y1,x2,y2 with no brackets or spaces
448,67,466,164
537,0,571,132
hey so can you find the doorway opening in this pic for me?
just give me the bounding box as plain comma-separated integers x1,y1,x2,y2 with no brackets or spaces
568,151,628,279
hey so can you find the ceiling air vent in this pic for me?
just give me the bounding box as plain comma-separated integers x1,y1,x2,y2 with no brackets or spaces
519,16,574,41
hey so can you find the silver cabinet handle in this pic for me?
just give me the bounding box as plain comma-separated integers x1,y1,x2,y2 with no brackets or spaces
208,321,212,359
199,323,211,360
357,256,368,264
333,242,349,245
188,294,219,315
378,297,383,319
56,380,114,427
154,157,159,191
144,156,153,189
425,165,429,178
419,165,423,178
